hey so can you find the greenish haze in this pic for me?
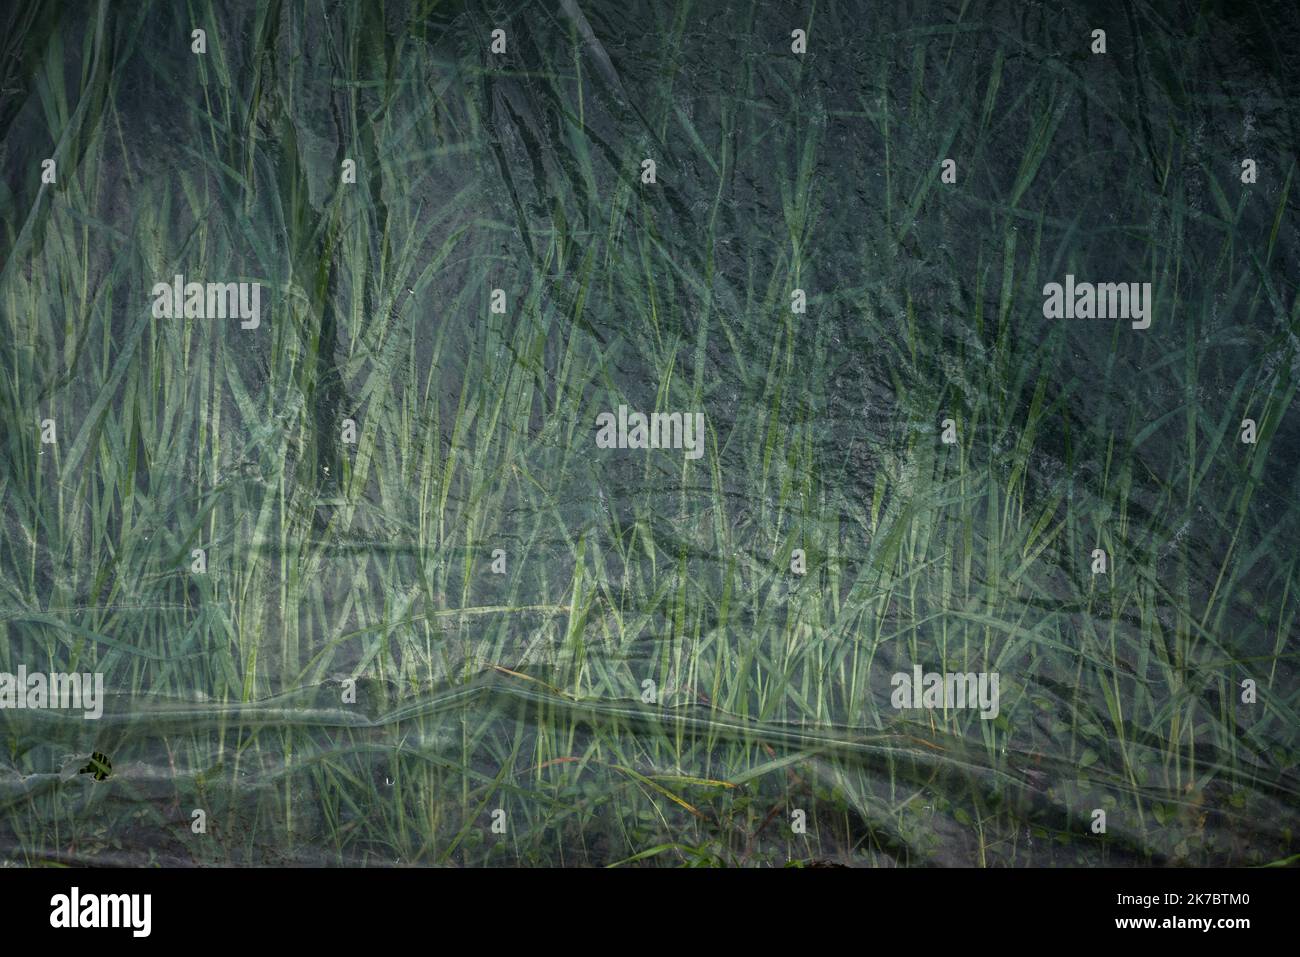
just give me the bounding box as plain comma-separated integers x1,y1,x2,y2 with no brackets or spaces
0,0,1297,866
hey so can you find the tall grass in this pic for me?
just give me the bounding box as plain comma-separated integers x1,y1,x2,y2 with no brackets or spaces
0,0,1297,866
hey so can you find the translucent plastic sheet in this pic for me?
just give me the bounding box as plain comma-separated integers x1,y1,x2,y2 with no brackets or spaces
1,0,1297,867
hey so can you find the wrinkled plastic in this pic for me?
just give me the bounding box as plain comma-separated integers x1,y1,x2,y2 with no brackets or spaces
1,0,1297,866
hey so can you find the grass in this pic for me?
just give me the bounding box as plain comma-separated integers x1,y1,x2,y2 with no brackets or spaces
0,0,1298,866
